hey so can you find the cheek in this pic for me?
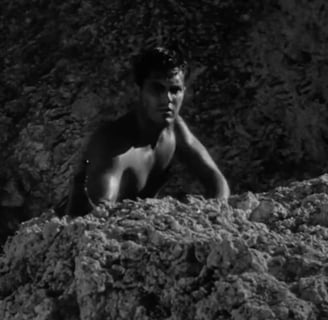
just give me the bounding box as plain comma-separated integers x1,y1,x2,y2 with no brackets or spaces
147,95,159,108
174,92,184,105
142,92,155,105
142,95,159,114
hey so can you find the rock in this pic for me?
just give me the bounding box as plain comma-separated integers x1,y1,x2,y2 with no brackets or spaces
0,180,25,207
71,92,102,120
2,0,328,224
232,191,260,212
250,198,288,223
1,175,328,319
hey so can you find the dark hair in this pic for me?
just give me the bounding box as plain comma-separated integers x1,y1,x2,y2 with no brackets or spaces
133,46,188,87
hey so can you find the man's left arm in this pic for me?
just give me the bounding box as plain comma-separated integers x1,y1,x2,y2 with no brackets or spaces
174,116,230,200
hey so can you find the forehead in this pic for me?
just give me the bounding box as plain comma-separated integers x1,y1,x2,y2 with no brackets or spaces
146,68,185,85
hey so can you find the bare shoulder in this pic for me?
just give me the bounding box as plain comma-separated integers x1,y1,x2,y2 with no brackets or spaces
173,115,211,162
85,112,135,162
174,114,187,129
174,115,196,146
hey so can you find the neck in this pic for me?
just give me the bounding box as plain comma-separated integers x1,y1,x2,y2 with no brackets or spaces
133,110,172,147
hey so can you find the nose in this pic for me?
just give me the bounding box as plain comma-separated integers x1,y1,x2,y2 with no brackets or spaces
160,90,172,104
167,91,173,102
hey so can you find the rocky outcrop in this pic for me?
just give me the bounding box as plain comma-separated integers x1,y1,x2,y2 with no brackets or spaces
1,0,328,227
1,174,328,319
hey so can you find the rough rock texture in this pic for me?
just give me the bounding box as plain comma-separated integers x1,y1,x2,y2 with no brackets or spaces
2,174,328,319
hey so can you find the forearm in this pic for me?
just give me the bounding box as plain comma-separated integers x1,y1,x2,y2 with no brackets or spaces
205,169,230,200
192,144,230,200
175,116,230,200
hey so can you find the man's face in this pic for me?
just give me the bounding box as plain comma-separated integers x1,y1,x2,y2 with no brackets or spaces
140,68,185,126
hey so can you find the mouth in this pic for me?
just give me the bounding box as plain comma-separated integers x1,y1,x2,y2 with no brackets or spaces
158,106,174,114
160,110,174,119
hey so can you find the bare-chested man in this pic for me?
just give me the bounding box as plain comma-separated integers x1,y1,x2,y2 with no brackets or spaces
66,47,230,216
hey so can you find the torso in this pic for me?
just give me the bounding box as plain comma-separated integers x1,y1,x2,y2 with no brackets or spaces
118,129,175,199
85,112,176,201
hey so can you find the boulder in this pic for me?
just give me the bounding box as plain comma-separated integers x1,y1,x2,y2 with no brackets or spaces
1,175,328,319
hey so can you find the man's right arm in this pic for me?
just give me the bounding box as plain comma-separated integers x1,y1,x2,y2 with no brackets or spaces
66,129,121,216
84,159,120,209
66,159,120,216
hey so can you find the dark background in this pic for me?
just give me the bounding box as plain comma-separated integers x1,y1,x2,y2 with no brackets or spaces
1,0,328,241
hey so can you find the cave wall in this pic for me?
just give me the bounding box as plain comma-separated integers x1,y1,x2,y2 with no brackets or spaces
0,0,328,227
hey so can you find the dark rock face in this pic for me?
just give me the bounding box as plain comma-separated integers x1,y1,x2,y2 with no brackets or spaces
1,1,328,317
1,175,328,319
1,0,328,229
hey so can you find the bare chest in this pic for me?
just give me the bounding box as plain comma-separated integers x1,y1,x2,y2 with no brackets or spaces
118,133,176,196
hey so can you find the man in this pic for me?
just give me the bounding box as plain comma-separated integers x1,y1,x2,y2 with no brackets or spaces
66,47,230,216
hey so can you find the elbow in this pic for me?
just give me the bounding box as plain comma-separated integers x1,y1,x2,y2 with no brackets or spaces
85,173,118,208
219,179,230,200
206,172,230,200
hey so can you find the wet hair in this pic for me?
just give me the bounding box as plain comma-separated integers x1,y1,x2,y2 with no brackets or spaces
133,46,188,87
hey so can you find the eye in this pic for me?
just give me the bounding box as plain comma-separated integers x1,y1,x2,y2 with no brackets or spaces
170,86,182,94
151,83,165,93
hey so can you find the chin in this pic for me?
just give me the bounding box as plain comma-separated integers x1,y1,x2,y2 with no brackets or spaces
151,114,175,127
161,115,176,126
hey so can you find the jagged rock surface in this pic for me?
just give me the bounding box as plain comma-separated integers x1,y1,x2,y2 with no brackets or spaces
2,175,328,319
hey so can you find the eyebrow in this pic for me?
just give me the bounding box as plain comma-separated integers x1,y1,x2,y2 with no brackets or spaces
149,80,183,90
149,76,183,84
